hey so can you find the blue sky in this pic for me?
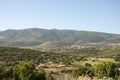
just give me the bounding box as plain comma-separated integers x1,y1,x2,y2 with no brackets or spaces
0,0,120,34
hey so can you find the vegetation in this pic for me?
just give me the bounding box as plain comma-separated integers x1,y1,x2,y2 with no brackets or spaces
0,46,120,80
0,61,119,80
0,61,47,80
0,46,85,67
1,28,120,47
71,62,120,80
94,62,117,78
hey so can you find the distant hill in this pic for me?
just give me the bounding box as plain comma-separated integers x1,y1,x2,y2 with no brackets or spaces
0,28,120,47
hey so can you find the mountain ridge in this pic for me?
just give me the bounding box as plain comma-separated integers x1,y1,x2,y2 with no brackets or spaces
0,28,120,47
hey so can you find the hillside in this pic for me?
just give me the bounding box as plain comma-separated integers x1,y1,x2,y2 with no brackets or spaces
0,28,120,47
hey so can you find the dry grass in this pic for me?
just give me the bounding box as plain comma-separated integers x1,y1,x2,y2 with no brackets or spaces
53,74,114,80
73,58,117,66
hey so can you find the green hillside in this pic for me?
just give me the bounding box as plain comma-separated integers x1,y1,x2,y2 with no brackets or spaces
0,46,120,67
0,28,120,47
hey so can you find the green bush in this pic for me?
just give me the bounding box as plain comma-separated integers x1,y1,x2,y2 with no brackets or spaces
1,61,48,80
94,62,117,78
46,71,54,80
71,66,91,77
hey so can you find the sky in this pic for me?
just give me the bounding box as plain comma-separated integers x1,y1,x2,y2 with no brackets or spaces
0,0,120,34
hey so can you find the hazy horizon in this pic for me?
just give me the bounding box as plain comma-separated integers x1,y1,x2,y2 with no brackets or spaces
0,27,120,35
0,0,120,34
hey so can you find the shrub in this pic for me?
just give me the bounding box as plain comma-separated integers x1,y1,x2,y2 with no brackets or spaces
94,62,117,78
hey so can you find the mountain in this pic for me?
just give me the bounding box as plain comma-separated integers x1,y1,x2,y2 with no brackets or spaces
0,28,120,47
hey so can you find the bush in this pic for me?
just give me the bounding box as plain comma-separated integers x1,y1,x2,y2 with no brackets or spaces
1,61,47,80
46,71,54,80
71,66,93,77
94,62,117,78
